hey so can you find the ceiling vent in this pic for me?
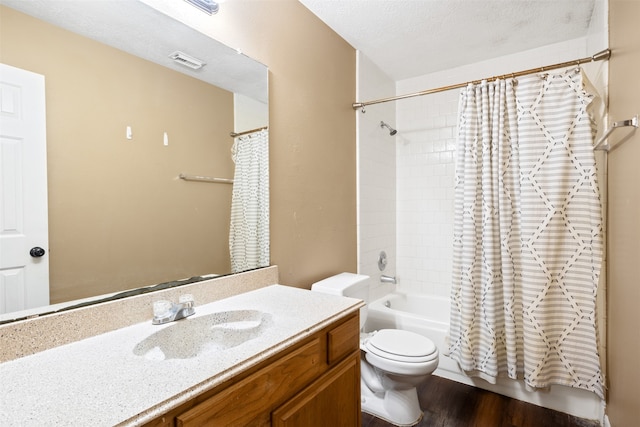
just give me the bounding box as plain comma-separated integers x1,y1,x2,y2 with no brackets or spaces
169,51,206,70
184,0,219,15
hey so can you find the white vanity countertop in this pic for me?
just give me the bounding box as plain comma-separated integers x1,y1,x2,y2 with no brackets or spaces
0,285,362,426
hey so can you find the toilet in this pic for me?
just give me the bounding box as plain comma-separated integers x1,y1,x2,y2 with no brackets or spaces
311,272,438,426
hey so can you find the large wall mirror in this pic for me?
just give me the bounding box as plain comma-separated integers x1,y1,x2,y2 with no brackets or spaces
0,0,269,321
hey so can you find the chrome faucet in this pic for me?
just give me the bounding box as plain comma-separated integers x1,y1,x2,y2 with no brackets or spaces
152,294,195,325
380,275,397,284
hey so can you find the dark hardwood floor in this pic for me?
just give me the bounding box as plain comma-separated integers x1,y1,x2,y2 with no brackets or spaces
361,376,600,427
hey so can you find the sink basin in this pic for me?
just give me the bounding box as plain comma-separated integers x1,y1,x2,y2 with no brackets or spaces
133,310,271,360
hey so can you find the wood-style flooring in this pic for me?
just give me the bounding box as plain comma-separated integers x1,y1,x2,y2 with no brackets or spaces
361,376,600,427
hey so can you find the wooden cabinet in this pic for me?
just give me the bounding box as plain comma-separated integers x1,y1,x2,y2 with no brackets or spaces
144,312,360,427
271,353,360,427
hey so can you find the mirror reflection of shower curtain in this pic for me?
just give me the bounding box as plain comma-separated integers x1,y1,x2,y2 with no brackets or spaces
229,129,269,273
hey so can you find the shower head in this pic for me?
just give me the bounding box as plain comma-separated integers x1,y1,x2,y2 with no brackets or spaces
380,121,397,136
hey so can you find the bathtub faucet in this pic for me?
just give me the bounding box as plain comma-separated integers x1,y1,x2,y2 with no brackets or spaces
380,275,397,284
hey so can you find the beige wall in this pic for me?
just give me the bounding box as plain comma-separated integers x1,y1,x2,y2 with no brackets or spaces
607,1,640,425
1,7,235,302
193,0,358,287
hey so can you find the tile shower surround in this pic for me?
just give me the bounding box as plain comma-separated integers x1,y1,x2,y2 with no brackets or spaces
396,90,457,298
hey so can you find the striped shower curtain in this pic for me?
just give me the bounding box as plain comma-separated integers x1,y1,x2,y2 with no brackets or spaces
448,69,604,398
229,129,269,273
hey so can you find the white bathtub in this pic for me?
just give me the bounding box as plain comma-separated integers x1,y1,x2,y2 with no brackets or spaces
365,292,604,422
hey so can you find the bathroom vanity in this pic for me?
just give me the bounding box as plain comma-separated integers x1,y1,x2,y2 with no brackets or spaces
146,307,360,426
0,284,363,426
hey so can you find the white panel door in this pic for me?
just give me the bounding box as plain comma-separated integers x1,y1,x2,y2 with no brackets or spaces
0,63,49,314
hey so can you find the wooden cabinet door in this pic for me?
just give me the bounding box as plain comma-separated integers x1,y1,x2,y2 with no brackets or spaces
176,338,324,427
272,352,360,427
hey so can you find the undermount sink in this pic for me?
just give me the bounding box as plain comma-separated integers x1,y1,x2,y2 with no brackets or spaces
133,310,271,360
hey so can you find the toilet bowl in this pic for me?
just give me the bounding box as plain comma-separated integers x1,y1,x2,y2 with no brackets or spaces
311,273,439,426
360,329,438,425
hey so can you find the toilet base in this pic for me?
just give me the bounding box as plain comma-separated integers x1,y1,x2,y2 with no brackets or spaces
361,381,423,426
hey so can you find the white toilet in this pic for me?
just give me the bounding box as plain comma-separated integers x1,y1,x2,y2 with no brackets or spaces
311,272,438,426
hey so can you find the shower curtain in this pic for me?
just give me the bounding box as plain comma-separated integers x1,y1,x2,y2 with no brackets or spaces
448,69,604,398
229,129,269,273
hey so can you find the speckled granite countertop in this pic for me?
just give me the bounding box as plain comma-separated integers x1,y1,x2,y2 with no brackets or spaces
0,285,362,426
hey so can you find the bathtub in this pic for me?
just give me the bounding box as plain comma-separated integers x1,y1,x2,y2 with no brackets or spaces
365,292,604,422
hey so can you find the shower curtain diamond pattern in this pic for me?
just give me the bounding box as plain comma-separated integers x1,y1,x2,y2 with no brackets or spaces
449,69,604,398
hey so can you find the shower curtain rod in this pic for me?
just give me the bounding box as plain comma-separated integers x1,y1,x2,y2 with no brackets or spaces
229,126,268,138
352,49,611,111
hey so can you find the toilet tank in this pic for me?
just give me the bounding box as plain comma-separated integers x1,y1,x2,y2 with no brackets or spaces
311,273,370,329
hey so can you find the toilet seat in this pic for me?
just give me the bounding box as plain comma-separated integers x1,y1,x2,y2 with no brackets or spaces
363,329,439,376
366,329,438,363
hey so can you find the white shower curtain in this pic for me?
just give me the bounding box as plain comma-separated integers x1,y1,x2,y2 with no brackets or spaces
229,129,269,273
448,69,604,397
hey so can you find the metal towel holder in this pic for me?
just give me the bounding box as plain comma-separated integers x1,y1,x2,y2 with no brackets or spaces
178,173,234,184
593,115,638,151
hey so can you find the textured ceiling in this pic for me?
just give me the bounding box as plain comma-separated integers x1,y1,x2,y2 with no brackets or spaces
1,0,268,103
299,0,599,81
3,0,599,94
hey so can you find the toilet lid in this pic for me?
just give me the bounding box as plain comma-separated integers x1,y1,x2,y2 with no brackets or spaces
367,329,437,361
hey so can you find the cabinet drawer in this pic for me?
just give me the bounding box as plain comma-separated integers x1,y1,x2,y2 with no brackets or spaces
327,314,359,365
176,338,324,427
